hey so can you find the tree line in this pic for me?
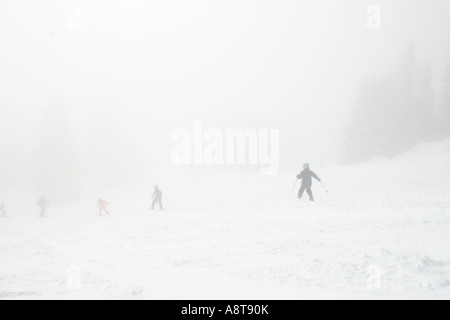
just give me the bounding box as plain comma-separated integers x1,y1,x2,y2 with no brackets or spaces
345,43,450,164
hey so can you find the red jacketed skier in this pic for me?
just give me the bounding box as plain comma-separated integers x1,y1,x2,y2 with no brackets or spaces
98,199,110,216
296,163,321,202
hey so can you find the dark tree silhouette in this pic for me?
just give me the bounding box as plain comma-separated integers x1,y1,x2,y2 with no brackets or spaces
393,42,417,152
442,62,450,135
345,44,439,164
415,64,436,141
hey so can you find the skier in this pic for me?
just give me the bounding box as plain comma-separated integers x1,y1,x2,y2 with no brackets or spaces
37,197,49,217
0,202,6,217
296,163,321,202
151,186,163,211
98,199,110,216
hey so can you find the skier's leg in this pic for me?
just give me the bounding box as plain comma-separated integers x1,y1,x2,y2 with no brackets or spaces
306,188,314,201
151,199,157,210
159,199,163,210
298,185,306,199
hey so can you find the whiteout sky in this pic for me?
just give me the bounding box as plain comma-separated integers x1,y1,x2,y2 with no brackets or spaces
1,0,450,195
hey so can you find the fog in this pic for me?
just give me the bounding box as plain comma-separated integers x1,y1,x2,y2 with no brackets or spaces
1,0,450,201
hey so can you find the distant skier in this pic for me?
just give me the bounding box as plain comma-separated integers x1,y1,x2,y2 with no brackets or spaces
296,163,321,202
37,197,49,217
0,202,6,217
151,186,163,211
98,199,110,216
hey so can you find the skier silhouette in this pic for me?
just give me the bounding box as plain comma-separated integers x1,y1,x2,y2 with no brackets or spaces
37,197,49,217
0,202,6,217
151,186,163,210
98,199,110,216
296,163,321,202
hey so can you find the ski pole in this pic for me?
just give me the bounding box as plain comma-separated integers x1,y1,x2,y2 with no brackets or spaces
321,182,329,193
289,178,298,199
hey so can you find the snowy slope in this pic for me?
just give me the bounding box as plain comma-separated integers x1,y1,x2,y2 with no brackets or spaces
0,139,449,300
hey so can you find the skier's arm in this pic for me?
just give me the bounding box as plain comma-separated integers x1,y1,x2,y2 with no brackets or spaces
296,172,304,180
311,171,321,182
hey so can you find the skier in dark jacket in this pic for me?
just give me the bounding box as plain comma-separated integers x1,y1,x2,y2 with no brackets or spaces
296,163,321,201
151,186,163,210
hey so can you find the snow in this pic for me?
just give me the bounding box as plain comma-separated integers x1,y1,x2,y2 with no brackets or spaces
1,139,450,300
